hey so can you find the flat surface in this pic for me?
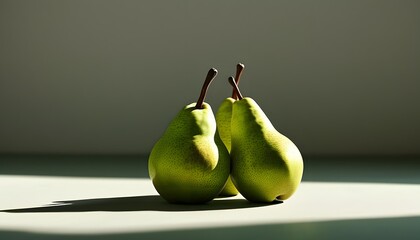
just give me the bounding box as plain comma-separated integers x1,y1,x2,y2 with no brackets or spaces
1,155,420,239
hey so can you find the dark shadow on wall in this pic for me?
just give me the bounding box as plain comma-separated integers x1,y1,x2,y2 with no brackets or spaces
302,155,420,184
1,154,420,184
0,154,150,178
0,216,419,240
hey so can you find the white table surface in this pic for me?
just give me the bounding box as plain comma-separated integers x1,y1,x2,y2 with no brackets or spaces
1,156,420,239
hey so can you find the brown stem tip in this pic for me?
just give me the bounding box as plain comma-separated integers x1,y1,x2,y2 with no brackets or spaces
228,76,243,100
232,63,245,99
195,68,218,109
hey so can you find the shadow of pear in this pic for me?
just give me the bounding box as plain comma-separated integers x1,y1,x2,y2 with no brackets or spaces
1,195,279,213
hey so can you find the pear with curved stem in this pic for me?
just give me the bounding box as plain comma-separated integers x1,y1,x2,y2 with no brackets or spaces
228,77,304,203
215,63,244,196
148,68,230,204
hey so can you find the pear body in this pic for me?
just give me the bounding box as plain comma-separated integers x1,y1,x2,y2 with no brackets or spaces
230,98,303,203
215,98,239,196
215,98,235,151
148,103,230,204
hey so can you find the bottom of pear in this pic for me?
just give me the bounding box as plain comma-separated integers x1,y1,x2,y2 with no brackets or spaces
273,196,284,204
242,196,284,204
218,176,239,197
218,192,238,197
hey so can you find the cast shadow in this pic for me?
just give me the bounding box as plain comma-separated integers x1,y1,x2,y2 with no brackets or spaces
1,195,277,213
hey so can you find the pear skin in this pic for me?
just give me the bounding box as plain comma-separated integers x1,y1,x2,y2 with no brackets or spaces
215,63,245,197
215,98,239,196
149,102,230,204
216,98,235,151
230,97,304,203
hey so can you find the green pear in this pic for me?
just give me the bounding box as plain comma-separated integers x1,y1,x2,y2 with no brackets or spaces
148,69,230,204
215,63,244,196
228,77,304,203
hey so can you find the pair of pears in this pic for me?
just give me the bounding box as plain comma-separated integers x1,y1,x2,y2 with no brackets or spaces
148,65,304,204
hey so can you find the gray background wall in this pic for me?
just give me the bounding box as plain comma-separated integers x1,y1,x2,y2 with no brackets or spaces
1,0,419,156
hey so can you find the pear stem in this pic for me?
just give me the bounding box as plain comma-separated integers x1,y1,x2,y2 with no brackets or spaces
232,63,245,99
228,76,243,100
195,68,218,109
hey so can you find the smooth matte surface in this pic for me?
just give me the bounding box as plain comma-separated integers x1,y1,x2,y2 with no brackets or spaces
1,0,420,155
1,156,420,239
